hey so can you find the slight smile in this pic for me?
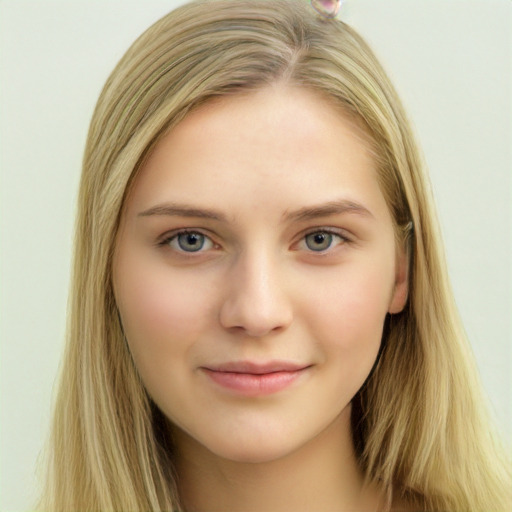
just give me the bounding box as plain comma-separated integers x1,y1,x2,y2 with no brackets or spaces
200,361,312,397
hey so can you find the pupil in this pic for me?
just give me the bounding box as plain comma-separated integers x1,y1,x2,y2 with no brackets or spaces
178,232,204,252
306,232,332,251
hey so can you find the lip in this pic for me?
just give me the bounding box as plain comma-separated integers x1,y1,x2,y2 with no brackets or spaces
201,361,311,396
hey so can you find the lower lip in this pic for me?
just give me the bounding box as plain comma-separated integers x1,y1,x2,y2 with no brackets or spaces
202,368,307,396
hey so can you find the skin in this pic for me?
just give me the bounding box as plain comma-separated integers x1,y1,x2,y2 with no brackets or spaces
113,85,408,512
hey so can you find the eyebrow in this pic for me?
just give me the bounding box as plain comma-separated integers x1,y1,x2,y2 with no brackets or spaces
138,203,228,222
137,199,374,223
283,199,374,222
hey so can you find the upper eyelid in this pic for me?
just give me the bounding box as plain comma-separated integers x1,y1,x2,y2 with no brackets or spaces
159,230,218,255
298,226,352,241
159,228,216,244
296,229,348,247
157,226,352,249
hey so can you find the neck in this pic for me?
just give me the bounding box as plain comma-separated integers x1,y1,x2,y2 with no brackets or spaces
173,406,382,512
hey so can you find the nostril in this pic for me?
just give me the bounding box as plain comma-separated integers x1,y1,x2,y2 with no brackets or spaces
219,297,293,338
224,321,287,339
218,258,293,336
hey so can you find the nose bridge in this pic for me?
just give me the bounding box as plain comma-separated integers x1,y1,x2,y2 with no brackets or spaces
219,243,293,336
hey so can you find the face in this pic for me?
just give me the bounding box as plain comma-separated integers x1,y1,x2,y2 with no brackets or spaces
113,86,408,464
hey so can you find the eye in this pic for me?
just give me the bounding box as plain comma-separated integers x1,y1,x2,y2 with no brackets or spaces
301,230,346,252
165,231,215,253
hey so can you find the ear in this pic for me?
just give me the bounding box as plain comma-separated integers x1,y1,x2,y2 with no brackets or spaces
388,244,409,314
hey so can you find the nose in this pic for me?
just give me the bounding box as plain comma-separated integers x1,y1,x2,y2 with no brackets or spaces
219,249,293,337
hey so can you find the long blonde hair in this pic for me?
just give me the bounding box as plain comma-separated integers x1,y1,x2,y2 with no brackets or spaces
38,1,511,510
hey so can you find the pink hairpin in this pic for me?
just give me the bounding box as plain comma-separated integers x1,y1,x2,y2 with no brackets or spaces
311,0,342,18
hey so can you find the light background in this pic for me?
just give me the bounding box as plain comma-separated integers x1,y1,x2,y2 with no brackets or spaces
0,1,510,510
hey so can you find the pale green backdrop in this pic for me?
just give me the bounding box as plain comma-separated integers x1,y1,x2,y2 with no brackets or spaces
1,1,510,510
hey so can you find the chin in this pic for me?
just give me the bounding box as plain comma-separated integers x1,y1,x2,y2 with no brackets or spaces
212,441,299,465
196,425,305,465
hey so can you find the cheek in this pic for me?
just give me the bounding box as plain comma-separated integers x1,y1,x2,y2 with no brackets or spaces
305,261,392,333
298,259,394,378
113,253,216,373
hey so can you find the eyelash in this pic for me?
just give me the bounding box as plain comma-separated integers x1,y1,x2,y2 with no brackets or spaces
297,228,349,253
158,230,216,253
158,228,351,255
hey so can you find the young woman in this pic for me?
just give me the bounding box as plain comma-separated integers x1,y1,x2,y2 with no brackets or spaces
38,1,511,510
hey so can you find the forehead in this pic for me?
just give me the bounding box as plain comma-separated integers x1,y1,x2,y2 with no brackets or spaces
124,85,389,222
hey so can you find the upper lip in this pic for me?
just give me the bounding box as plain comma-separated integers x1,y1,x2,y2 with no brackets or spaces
202,361,311,375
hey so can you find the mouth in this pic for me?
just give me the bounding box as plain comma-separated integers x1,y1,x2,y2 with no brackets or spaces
200,361,312,396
